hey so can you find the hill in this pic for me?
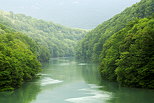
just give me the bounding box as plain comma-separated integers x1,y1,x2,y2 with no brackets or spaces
0,10,87,62
0,10,87,91
76,0,154,61
76,0,154,88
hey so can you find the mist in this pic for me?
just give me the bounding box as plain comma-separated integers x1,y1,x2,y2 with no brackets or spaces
0,0,141,29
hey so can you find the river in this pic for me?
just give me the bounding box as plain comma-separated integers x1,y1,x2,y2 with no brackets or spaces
0,57,154,103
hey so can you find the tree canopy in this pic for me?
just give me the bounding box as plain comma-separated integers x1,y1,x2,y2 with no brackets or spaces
0,24,41,91
76,0,154,88
0,10,87,62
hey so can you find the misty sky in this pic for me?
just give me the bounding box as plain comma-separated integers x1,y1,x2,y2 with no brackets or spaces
0,0,141,29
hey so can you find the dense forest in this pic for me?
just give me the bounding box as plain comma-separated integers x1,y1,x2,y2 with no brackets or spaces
0,10,87,62
0,24,41,91
100,17,154,88
0,11,87,91
76,0,154,88
0,0,154,92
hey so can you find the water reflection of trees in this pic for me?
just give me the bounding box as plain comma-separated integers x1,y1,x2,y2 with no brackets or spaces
79,62,154,103
79,63,118,90
0,79,40,103
79,63,102,85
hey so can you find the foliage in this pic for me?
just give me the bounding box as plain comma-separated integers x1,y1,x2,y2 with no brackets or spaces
0,8,86,91
114,18,154,88
0,10,87,62
76,0,154,88
76,0,154,62
99,17,154,88
0,24,41,91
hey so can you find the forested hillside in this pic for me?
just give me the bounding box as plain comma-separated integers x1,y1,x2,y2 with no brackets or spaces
76,0,154,61
0,10,87,62
76,0,154,88
0,10,87,91
100,17,154,88
0,24,41,91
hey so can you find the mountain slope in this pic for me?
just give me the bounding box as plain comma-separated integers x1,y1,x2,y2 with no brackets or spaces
0,10,87,62
76,0,154,61
0,10,87,91
100,17,154,88
76,0,154,88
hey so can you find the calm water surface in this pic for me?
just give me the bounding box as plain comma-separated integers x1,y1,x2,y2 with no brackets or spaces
0,58,154,103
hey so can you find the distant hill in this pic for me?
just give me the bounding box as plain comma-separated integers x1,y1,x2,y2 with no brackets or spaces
0,10,87,91
0,10,87,62
0,0,140,29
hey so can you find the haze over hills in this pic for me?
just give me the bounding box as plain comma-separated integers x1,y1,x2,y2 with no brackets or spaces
0,0,141,29
0,10,86,91
0,10,87,62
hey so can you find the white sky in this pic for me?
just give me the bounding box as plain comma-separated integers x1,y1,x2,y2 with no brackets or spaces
0,0,141,29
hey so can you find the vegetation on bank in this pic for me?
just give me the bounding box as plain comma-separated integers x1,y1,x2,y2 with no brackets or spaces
100,17,154,88
0,24,41,91
76,0,154,88
0,0,153,91
0,11,87,91
0,10,87,62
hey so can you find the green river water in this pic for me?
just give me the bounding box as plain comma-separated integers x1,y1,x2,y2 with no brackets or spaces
0,58,154,103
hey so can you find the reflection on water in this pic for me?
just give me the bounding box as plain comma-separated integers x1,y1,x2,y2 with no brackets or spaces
0,57,154,103
65,85,112,103
0,79,40,103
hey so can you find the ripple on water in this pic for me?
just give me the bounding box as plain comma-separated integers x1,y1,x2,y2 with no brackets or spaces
40,77,63,86
65,84,112,103
37,73,48,76
59,63,70,66
88,84,103,89
78,63,87,66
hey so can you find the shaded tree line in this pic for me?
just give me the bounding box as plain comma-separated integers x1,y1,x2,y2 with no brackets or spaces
0,10,86,91
76,0,154,88
0,24,41,91
0,10,87,62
